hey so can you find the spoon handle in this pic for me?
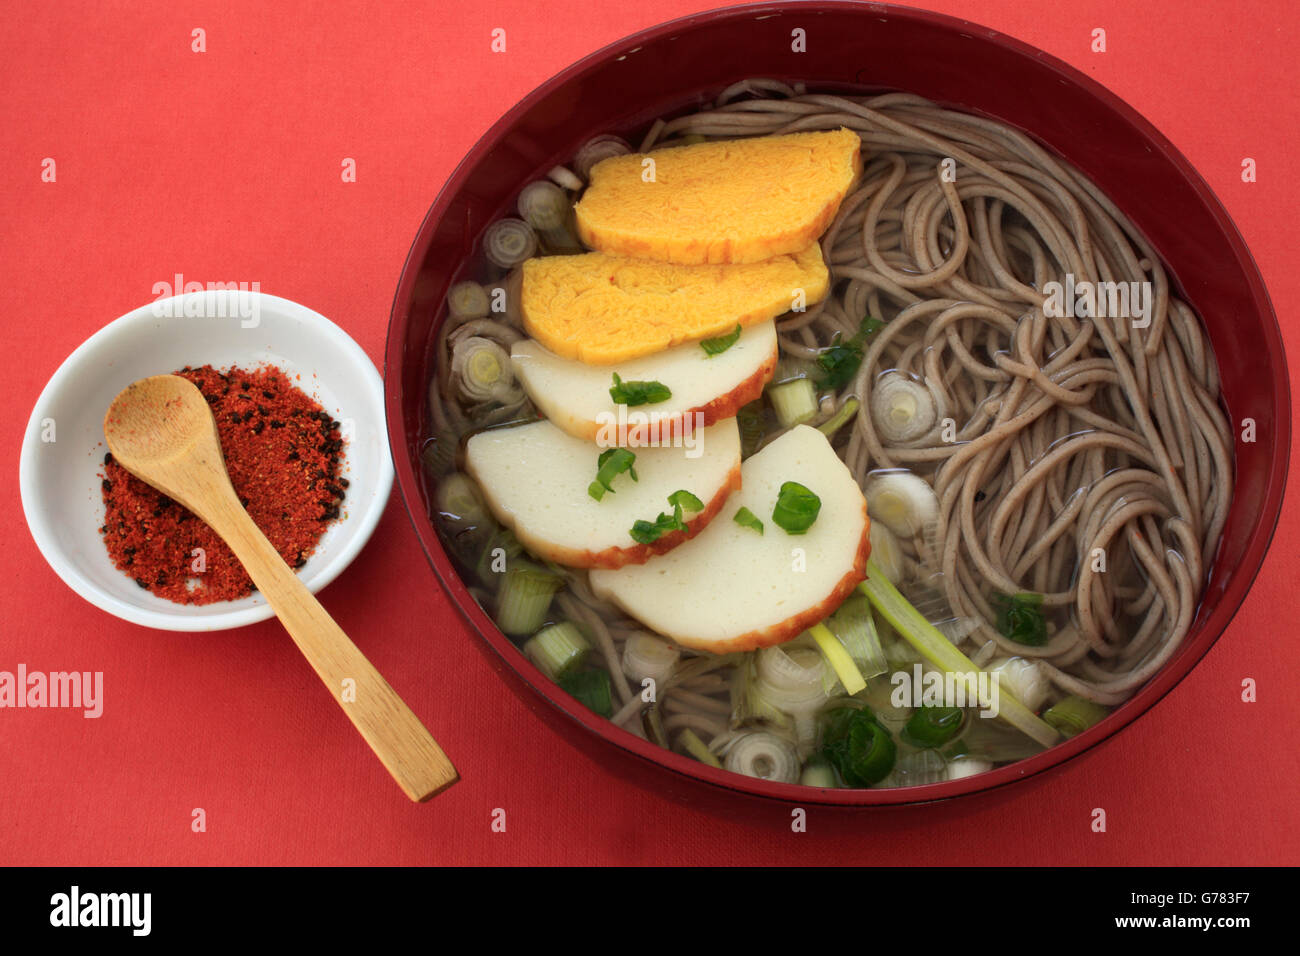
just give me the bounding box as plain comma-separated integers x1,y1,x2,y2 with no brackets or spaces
207,483,458,801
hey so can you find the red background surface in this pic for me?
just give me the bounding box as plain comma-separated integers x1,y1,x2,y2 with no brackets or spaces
3,0,1297,865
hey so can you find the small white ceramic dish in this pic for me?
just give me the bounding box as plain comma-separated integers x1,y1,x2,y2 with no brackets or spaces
20,290,393,631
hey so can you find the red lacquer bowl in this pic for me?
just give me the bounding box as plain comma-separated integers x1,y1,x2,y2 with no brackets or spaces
384,2,1288,806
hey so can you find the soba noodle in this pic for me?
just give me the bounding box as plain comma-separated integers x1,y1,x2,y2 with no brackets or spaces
428,83,1233,785
641,88,1232,707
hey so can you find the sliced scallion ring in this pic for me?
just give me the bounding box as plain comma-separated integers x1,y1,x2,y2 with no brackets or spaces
483,218,538,268
772,481,821,535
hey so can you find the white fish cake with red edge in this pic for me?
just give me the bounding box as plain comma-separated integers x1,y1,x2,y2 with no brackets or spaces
465,418,741,570
510,320,777,444
589,425,870,653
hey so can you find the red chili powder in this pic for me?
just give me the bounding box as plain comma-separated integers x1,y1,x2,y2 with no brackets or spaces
99,364,348,604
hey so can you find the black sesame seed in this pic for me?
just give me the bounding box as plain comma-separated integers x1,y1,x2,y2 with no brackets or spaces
287,451,299,461
252,421,265,435
102,479,112,492
338,477,350,488
135,578,149,589
271,420,285,429
103,452,113,465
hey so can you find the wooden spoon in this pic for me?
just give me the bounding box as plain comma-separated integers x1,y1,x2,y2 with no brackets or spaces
104,374,457,801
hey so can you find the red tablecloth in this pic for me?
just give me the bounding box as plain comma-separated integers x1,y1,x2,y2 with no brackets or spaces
4,0,1297,865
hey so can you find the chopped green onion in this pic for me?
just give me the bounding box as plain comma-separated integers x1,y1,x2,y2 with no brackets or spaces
474,527,523,586
667,489,703,513
858,557,1059,748
436,472,488,525
767,378,818,428
450,336,521,405
642,704,669,747
733,506,764,534
799,758,839,788
629,514,683,544
809,622,866,695
993,592,1048,646
772,481,821,535
864,471,939,537
955,716,1045,762
446,281,489,320
421,425,462,479
724,731,801,782
815,346,863,390
1042,696,1110,738
517,180,569,229
517,180,583,254
871,371,938,443
483,217,538,268
817,396,860,438
890,748,947,786
677,728,723,768
495,562,564,635
903,705,966,748
630,492,698,544
945,756,994,780
825,593,888,679
737,400,766,458
820,705,896,786
629,504,686,544
558,669,613,717
588,447,638,501
815,315,884,389
523,622,589,680
434,472,496,559
867,522,906,584
730,655,793,729
609,373,671,406
987,657,1050,711
699,323,742,357
574,134,631,180
621,633,680,688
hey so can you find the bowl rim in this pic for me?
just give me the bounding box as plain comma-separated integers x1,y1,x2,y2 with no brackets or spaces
20,289,394,633
385,0,1290,805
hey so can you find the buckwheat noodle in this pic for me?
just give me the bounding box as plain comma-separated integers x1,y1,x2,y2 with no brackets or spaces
629,83,1232,707
437,82,1235,768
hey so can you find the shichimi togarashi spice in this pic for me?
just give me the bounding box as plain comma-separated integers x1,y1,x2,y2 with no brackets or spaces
99,364,349,604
